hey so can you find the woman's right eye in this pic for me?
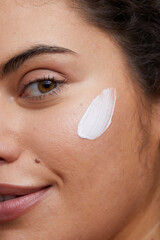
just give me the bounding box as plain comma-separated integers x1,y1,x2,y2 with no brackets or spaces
20,78,64,99
18,69,67,101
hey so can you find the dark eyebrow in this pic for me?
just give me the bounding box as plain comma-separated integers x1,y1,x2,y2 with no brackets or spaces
0,44,77,78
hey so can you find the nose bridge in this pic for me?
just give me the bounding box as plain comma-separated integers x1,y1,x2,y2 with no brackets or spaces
0,101,22,162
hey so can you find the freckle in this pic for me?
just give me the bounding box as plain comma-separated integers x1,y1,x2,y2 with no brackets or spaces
35,158,41,164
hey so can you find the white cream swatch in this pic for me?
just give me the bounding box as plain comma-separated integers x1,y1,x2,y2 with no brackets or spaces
78,88,116,140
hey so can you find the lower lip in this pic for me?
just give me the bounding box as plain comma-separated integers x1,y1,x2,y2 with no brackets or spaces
0,187,51,223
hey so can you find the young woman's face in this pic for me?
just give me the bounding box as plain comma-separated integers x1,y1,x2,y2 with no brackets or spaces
0,1,159,239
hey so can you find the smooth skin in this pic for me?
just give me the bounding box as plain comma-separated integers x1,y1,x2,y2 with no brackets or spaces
0,0,160,239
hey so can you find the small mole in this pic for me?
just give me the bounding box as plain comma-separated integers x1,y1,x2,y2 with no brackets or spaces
35,158,41,164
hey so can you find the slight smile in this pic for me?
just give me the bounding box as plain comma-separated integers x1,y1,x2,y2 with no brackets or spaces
0,184,52,222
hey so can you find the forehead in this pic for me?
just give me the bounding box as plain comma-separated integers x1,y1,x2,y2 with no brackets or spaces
19,0,59,7
0,0,80,40
0,0,80,39
1,0,55,7
0,0,113,73
0,0,85,60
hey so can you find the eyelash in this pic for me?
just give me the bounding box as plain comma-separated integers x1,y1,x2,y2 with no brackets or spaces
19,76,66,101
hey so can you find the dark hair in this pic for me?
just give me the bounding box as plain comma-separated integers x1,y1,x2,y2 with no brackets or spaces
71,0,160,99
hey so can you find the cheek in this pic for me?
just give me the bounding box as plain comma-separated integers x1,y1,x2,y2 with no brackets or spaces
18,94,152,238
20,90,144,184
20,101,83,170
20,94,145,193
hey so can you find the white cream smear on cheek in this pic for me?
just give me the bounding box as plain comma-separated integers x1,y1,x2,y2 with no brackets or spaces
78,88,117,140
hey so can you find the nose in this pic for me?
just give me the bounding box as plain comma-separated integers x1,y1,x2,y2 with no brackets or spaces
0,99,21,163
0,136,21,163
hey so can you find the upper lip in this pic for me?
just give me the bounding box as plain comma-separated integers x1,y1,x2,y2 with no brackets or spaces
0,183,48,196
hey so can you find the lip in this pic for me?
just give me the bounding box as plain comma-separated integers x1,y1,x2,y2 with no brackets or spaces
0,183,48,195
0,184,51,222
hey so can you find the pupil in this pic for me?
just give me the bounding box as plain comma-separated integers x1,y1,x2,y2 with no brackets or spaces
43,81,51,88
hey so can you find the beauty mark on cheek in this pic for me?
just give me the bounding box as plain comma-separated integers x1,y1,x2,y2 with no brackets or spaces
35,158,41,164
78,88,116,140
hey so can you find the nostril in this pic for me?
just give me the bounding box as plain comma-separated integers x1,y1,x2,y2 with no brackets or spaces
0,158,5,162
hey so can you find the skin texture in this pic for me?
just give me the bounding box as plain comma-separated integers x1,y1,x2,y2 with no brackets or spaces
0,0,160,239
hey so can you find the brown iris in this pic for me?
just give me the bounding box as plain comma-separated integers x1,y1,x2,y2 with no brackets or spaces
38,80,57,93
